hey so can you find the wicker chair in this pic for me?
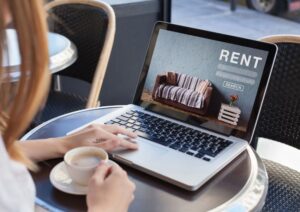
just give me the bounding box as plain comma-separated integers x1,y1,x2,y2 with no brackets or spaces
34,0,115,125
252,35,300,211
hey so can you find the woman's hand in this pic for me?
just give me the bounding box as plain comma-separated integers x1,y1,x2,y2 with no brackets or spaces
87,162,135,212
21,124,138,162
63,124,138,152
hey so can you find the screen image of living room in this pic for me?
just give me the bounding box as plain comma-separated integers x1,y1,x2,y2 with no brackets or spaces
141,29,269,132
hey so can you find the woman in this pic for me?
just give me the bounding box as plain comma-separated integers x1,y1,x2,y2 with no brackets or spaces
0,0,138,211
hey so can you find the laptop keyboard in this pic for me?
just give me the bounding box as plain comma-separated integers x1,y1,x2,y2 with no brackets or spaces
105,110,232,162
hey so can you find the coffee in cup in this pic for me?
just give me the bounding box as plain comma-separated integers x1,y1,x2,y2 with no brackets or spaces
70,152,103,167
64,146,108,185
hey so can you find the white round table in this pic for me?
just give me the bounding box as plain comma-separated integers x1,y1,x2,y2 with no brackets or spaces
3,29,77,81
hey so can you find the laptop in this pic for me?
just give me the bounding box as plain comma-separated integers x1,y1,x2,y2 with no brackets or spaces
68,22,277,191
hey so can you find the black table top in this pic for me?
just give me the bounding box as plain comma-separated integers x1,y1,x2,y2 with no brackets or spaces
22,106,268,212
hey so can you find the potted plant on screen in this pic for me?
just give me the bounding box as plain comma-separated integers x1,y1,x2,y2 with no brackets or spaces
229,95,239,107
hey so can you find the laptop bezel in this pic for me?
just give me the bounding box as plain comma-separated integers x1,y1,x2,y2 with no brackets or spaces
133,21,277,143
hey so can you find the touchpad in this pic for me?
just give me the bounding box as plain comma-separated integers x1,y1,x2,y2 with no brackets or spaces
113,137,168,165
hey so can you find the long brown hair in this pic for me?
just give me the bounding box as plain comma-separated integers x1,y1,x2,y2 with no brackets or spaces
0,0,50,168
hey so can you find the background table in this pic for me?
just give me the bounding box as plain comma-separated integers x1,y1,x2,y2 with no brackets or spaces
22,106,268,212
3,29,77,81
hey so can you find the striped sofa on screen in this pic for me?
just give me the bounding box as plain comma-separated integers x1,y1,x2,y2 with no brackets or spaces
152,72,213,115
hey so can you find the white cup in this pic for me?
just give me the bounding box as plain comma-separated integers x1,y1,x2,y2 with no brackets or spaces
64,146,108,186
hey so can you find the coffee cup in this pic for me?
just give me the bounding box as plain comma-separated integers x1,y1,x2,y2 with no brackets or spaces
64,146,108,186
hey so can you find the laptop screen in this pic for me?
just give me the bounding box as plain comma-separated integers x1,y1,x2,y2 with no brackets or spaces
134,22,277,141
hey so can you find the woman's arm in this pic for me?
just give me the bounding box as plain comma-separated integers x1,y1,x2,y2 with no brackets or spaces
20,124,138,162
20,137,68,161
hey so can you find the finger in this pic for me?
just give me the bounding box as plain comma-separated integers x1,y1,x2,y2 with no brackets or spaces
127,180,136,193
104,125,137,138
120,139,139,150
93,127,120,141
107,163,126,179
92,128,138,150
97,138,138,151
130,181,136,191
96,139,120,151
90,162,110,184
90,124,136,142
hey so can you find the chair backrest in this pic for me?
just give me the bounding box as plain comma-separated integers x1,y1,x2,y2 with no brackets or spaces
46,0,116,107
253,35,300,149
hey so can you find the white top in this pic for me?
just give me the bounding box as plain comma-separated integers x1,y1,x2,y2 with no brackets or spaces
0,136,35,212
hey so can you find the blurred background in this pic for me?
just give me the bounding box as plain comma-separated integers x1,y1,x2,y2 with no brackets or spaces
172,0,300,39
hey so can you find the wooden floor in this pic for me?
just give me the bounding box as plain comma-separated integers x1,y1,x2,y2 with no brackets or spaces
141,91,247,132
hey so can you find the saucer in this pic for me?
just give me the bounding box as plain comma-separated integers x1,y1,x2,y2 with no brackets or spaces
50,160,117,195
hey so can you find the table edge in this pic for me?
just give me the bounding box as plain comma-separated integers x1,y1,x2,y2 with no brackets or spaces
210,146,268,212
21,105,123,141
